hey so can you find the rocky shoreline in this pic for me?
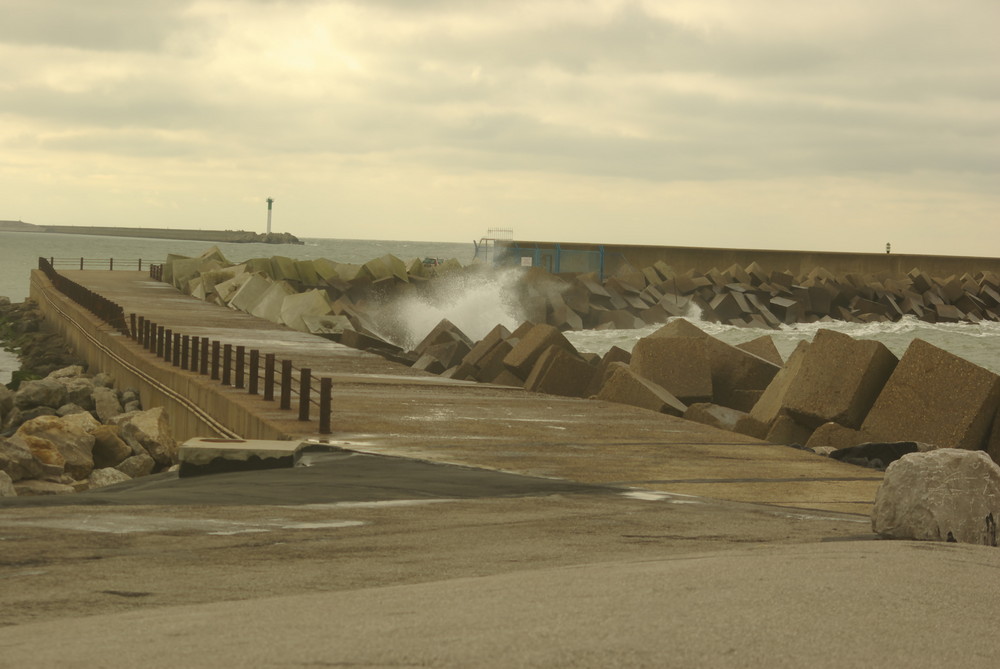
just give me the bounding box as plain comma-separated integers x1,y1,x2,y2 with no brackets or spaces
0,300,176,497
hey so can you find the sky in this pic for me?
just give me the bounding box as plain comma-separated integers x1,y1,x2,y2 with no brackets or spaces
1,0,999,255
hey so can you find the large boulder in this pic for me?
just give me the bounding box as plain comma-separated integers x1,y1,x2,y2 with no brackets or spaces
872,449,1000,545
862,339,1000,450
88,467,132,490
0,470,15,496
92,386,124,423
13,378,67,411
14,415,96,480
91,425,133,469
0,436,43,482
116,407,177,468
523,346,595,398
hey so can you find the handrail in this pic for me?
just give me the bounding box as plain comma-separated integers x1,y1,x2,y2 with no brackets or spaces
45,257,154,271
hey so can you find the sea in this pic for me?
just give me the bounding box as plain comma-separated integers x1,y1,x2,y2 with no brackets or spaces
2,229,1000,385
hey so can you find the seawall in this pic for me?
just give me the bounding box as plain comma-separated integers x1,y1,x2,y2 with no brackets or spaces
501,240,1000,278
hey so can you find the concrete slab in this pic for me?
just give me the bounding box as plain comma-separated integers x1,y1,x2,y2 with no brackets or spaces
178,437,306,477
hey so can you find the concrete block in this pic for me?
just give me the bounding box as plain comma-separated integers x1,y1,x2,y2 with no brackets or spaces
294,260,321,286
414,319,473,356
733,415,769,440
782,329,898,429
441,363,477,381
725,389,764,413
270,256,302,283
248,280,298,323
488,369,525,387
474,340,516,383
747,341,811,429
503,324,578,379
178,438,305,478
339,329,402,354
596,309,645,330
595,362,687,416
683,403,746,432
862,339,1000,450
805,422,870,451
629,336,713,404
422,339,472,370
523,346,595,398
463,325,512,368
280,289,333,333
736,335,783,366
301,314,353,339
765,414,814,446
412,354,446,374
585,345,632,397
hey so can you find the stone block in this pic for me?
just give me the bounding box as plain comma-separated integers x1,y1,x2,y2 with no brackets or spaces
683,403,746,433
585,345,632,396
782,329,898,429
872,449,1000,545
422,339,472,371
414,319,474,357
595,363,687,416
523,346,595,398
270,256,302,283
463,325,513,368
474,340,515,383
862,339,1000,449
629,336,712,404
412,354,446,375
725,389,764,413
488,370,525,387
214,271,255,306
503,324,578,379
732,415,768,440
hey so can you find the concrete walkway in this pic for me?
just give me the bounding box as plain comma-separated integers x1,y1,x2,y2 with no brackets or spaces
53,269,882,515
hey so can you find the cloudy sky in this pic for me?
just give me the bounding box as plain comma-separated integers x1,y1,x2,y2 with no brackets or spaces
2,0,999,254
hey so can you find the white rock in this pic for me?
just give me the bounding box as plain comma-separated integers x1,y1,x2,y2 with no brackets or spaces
87,467,132,489
115,453,156,478
872,449,1000,546
118,407,176,468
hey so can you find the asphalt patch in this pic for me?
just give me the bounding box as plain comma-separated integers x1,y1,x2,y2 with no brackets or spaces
0,450,610,507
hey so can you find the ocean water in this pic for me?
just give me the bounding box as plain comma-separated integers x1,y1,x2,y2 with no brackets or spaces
2,230,1000,386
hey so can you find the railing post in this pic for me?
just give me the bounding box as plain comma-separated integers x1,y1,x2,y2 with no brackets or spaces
298,368,311,421
191,336,200,372
144,321,152,350
248,350,260,395
110,258,114,271
222,343,232,385
200,337,209,375
181,335,190,370
264,354,275,401
172,333,181,366
163,329,172,362
211,341,220,380
79,257,84,270
319,377,332,434
139,259,143,271
156,326,165,357
235,346,245,389
279,359,292,410
129,313,137,339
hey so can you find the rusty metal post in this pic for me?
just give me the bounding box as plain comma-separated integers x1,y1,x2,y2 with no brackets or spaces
319,377,332,434
248,350,260,395
264,354,275,401
280,360,292,410
298,368,311,421
235,346,245,389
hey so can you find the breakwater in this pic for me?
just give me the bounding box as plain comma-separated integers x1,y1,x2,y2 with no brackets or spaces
0,220,301,245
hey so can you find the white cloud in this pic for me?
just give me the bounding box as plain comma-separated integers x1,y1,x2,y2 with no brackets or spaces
0,0,998,253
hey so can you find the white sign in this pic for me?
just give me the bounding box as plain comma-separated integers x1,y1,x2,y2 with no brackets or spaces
520,256,533,267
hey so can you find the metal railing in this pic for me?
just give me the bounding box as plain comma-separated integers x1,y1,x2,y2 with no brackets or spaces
46,257,152,271
39,258,333,436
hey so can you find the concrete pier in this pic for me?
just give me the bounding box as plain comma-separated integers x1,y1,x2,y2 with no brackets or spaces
29,267,882,515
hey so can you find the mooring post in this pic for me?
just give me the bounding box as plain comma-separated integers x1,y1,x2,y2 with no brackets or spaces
249,349,260,395
280,360,292,410
298,368,311,421
264,354,275,401
319,377,332,435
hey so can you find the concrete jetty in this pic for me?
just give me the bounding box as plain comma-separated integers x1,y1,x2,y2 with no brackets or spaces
6,265,998,667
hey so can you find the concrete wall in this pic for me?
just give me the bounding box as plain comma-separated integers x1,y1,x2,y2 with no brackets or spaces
501,241,1000,279
29,269,294,443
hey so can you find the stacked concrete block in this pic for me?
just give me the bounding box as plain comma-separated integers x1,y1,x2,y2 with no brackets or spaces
503,324,579,380
523,346,596,398
628,336,713,405
595,362,687,416
781,330,898,429
227,274,272,312
861,339,1000,450
249,281,297,323
280,289,333,333
683,403,746,432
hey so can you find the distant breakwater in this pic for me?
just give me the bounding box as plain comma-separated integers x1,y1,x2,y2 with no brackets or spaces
0,220,302,245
